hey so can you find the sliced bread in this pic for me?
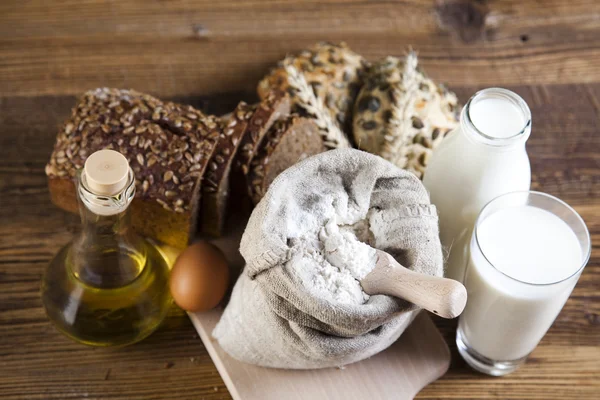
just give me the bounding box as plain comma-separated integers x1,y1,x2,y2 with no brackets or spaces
235,91,291,175
247,116,326,204
45,88,220,248
200,102,254,237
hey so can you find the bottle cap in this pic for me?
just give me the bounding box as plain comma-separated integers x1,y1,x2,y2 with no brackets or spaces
84,150,130,196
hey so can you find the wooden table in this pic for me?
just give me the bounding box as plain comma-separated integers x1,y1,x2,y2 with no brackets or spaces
1,1,599,399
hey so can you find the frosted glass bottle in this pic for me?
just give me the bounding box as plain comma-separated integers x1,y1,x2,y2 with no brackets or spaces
423,88,531,282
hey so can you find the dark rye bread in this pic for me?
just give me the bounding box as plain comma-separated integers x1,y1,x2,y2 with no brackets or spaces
235,91,291,175
45,88,220,248
247,116,326,204
200,102,254,237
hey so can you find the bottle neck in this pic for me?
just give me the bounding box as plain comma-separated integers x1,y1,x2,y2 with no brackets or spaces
71,168,143,288
78,167,136,217
460,88,531,152
79,201,131,239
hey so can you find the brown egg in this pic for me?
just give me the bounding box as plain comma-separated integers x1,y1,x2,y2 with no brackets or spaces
169,241,230,312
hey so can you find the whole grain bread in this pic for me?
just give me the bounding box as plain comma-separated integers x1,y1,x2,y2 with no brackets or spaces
352,53,460,179
235,91,291,175
257,42,367,141
247,116,325,204
45,88,220,248
200,102,254,237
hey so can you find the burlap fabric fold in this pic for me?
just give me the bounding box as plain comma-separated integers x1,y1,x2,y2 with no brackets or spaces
213,149,443,369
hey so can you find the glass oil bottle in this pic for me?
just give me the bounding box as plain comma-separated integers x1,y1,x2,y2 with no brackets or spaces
42,150,171,347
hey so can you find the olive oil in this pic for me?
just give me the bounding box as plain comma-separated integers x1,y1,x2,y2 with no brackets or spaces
41,150,171,346
42,242,171,346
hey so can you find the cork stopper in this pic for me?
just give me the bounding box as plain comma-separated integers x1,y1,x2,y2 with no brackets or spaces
83,150,130,196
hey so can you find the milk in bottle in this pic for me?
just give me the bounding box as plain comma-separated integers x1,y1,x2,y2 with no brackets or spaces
423,88,531,282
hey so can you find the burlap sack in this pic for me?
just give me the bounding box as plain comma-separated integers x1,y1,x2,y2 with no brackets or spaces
213,149,443,369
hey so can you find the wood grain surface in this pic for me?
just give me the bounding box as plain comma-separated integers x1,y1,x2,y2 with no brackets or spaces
2,0,600,97
191,310,450,400
1,1,599,399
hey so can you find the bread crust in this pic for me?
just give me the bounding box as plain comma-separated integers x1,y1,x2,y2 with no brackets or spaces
352,54,460,179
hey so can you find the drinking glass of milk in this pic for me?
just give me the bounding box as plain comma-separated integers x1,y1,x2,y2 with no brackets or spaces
423,88,531,282
457,191,591,376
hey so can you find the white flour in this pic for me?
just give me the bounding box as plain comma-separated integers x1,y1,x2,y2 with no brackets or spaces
288,215,378,305
320,219,377,281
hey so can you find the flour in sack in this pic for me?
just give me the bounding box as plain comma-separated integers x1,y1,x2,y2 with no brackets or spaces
213,149,443,369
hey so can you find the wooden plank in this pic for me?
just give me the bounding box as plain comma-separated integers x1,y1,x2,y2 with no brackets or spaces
1,1,600,97
0,83,599,399
191,306,450,400
187,213,450,400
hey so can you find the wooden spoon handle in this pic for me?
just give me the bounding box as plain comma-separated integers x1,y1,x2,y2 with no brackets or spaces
361,250,467,319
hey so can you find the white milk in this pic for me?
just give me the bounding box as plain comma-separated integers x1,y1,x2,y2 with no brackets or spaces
423,88,531,282
459,205,583,361
469,97,526,139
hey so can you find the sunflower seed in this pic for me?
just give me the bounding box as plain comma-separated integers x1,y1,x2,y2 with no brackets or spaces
156,198,171,211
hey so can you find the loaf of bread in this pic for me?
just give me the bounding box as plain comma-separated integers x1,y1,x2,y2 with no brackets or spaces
200,102,254,238
46,46,460,245
247,115,325,204
352,53,460,178
45,88,220,248
257,42,367,142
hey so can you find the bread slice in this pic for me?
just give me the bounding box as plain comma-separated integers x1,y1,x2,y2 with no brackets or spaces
247,116,326,204
200,102,254,237
235,91,291,175
45,88,220,248
257,42,367,138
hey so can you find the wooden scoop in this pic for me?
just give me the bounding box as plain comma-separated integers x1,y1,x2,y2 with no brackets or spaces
361,250,467,319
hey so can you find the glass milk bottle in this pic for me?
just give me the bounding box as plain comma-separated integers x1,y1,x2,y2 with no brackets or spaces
423,88,531,282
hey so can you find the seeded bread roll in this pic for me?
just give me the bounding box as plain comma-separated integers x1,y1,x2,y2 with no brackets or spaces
353,53,460,178
257,42,367,139
247,116,325,204
235,91,291,175
200,102,254,238
46,88,220,248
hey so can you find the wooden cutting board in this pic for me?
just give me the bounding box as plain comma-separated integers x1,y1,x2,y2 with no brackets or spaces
187,215,451,400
